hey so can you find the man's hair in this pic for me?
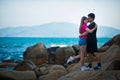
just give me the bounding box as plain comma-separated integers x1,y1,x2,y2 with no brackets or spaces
88,13,95,20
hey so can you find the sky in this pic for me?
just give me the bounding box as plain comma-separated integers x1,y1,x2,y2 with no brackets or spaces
0,0,120,29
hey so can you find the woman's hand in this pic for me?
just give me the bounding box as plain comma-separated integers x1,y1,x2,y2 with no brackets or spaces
79,34,82,38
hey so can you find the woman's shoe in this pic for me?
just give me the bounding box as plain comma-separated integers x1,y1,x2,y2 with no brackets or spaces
66,56,74,64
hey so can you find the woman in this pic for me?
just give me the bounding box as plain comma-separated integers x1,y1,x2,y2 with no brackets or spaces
66,16,97,71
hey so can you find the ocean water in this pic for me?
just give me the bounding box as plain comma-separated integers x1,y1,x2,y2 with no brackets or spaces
0,37,111,62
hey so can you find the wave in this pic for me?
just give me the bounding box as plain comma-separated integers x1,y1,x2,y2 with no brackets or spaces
0,46,6,48
50,44,68,47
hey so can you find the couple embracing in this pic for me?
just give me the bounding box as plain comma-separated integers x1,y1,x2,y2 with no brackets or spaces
67,13,101,71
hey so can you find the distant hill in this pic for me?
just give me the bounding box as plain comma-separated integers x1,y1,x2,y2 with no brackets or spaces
97,26,120,38
0,22,120,38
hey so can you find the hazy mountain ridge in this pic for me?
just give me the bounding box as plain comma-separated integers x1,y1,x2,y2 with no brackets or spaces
97,26,120,37
0,22,120,38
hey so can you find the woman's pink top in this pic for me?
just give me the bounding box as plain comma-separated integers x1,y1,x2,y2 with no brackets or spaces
80,24,88,40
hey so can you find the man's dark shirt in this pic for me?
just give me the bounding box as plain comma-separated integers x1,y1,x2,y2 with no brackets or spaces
87,22,98,53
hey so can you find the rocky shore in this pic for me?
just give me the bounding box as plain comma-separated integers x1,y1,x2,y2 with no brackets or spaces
0,34,120,80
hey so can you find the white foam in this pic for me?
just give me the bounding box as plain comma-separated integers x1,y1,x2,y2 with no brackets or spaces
50,44,67,47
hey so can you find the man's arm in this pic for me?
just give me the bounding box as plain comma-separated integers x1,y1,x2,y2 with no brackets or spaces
79,24,97,37
86,24,97,33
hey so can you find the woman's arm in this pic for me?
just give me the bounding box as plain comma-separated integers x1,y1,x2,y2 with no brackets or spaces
79,24,98,37
79,32,88,37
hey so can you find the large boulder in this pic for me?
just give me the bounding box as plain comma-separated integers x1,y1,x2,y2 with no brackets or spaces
55,47,75,65
58,70,101,80
0,62,17,68
23,42,48,66
14,60,36,71
72,44,80,55
58,70,120,80
38,70,66,80
36,65,67,80
89,71,120,80
35,64,66,76
0,70,37,80
47,46,59,64
66,63,81,73
110,34,120,46
98,45,110,52
101,44,120,70
14,60,46,78
48,65,66,73
99,34,120,51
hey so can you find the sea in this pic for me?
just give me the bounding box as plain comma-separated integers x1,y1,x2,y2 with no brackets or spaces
0,37,111,62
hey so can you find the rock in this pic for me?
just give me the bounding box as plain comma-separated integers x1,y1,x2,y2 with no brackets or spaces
15,60,23,63
47,46,59,64
55,47,75,65
101,44,120,70
14,60,36,71
66,62,92,73
102,34,120,47
89,71,120,80
112,34,120,46
13,63,47,78
34,66,49,78
66,63,81,73
33,64,66,78
58,70,101,80
99,34,120,52
34,67,45,78
0,70,37,80
38,70,66,80
23,42,48,66
72,44,80,55
0,62,17,68
48,65,66,73
2,58,14,63
14,61,48,78
59,70,120,80
34,65,67,80
106,60,120,70
98,45,110,52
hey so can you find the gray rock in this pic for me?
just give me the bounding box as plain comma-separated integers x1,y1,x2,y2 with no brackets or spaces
0,70,37,80
23,42,48,66
55,47,75,65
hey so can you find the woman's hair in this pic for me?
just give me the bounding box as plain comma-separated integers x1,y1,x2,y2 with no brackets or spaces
79,16,87,33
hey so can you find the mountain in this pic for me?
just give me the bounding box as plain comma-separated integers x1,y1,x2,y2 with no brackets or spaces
0,22,120,38
97,26,120,38
0,22,79,37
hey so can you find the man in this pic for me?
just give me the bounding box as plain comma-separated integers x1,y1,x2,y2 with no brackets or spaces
86,13,101,70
